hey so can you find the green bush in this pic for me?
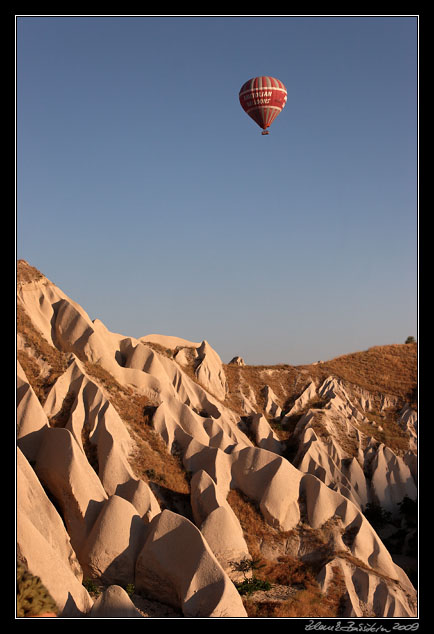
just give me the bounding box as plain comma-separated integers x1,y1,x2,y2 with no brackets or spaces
232,557,272,596
82,578,100,595
236,577,272,596
124,583,135,597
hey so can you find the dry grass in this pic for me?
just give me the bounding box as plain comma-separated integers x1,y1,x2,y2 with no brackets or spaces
226,488,347,617
225,343,417,415
141,341,175,359
17,295,190,502
298,344,417,406
17,304,70,404
227,488,285,557
244,568,347,618
333,550,400,586
83,362,190,496
225,343,417,461
309,412,331,440
224,364,308,417
356,408,410,454
48,391,76,428
227,488,403,617
17,259,45,285
17,261,69,403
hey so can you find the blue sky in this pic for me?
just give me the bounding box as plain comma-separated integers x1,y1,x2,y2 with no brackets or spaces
16,15,418,365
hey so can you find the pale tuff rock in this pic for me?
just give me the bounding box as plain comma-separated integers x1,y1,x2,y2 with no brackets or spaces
174,345,199,367
152,395,251,458
153,398,217,452
195,340,228,401
397,404,417,451
17,361,50,462
300,475,398,578
301,477,416,608
403,450,417,483
228,356,245,366
182,437,235,494
89,585,144,618
239,389,258,415
135,510,248,617
113,478,160,524
283,381,318,418
370,445,417,513
80,495,148,586
231,447,301,532
53,298,97,360
398,404,417,432
293,422,369,510
34,426,108,562
140,333,200,349
17,271,230,422
18,274,161,398
119,336,230,425
317,558,416,618
16,264,417,618
190,470,251,581
203,417,239,451
317,376,368,422
249,413,282,454
17,512,94,617
227,442,410,591
42,356,87,422
262,385,282,419
16,449,93,617
121,337,168,374
239,396,257,416
43,357,131,457
289,377,417,515
92,397,159,522
236,371,259,414
344,457,370,507
190,470,230,527
200,507,251,583
42,356,160,522
18,275,86,349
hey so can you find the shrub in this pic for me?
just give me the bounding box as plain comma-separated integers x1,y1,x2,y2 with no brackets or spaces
124,583,135,597
236,578,272,596
232,558,272,596
82,578,100,596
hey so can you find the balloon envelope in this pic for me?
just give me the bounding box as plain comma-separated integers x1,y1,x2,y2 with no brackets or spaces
239,76,287,133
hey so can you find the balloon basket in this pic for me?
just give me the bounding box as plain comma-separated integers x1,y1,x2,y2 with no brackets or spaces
261,130,269,135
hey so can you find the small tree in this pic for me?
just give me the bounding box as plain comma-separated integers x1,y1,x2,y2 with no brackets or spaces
405,336,416,344
231,558,271,596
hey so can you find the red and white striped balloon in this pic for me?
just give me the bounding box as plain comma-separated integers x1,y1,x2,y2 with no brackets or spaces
239,76,287,134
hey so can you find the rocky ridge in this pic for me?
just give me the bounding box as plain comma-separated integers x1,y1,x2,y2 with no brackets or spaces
16,261,417,618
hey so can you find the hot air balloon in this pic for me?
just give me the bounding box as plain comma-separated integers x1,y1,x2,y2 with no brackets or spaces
239,76,287,135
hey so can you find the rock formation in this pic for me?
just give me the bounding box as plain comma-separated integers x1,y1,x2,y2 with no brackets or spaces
16,260,417,618
229,356,245,366
89,585,144,618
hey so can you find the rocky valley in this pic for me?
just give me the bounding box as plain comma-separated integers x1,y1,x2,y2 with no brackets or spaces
16,260,418,619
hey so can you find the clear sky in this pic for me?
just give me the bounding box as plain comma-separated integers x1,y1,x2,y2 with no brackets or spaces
16,15,418,365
